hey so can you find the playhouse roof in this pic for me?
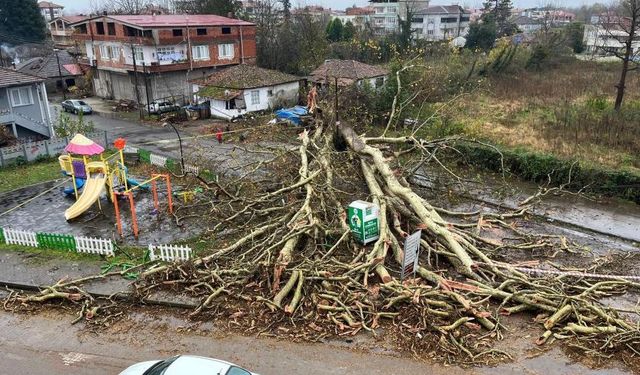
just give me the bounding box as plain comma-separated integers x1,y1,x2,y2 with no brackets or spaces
65,134,105,156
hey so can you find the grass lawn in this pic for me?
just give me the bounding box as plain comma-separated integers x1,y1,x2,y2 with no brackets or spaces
0,160,62,193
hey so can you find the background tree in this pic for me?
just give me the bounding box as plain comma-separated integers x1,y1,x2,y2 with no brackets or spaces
599,0,640,110
0,0,46,44
280,0,291,20
482,0,517,37
564,22,585,53
326,18,344,42
90,0,148,14
178,0,241,16
342,21,356,40
465,21,498,51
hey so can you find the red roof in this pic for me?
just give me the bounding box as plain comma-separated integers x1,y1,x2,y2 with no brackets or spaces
106,14,254,28
62,64,83,75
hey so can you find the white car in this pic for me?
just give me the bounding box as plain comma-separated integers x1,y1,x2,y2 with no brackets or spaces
119,355,259,375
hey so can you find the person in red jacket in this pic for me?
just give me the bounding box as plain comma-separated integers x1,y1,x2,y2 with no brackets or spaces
216,128,223,144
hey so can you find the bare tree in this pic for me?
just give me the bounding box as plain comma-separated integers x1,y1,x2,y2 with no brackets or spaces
90,0,149,14
599,0,640,110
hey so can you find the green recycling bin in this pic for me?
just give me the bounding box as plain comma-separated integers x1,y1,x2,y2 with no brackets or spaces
348,200,380,245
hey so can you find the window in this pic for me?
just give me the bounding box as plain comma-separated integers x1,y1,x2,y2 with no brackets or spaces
441,17,457,23
375,77,384,88
10,87,33,107
197,28,207,35
77,24,87,34
191,45,209,61
143,30,153,38
96,22,105,35
250,90,260,105
267,89,273,97
226,367,251,375
387,7,396,13
109,45,120,60
427,29,434,35
100,45,109,60
221,27,231,34
375,7,384,14
172,29,183,37
157,46,176,55
460,17,470,22
107,22,116,35
133,46,144,63
386,17,396,25
411,17,424,23
218,43,234,59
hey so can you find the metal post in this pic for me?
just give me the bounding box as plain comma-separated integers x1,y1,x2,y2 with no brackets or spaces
334,77,339,122
130,42,143,121
167,122,185,173
54,49,66,100
142,61,151,114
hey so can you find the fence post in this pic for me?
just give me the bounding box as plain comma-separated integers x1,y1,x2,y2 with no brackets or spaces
44,139,50,157
0,148,4,167
21,143,27,160
104,130,108,147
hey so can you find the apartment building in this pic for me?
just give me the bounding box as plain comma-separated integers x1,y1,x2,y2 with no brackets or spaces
70,14,257,104
369,0,430,34
412,5,470,41
334,6,374,30
49,16,88,48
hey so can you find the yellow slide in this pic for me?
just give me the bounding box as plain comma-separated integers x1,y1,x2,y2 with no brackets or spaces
65,162,107,221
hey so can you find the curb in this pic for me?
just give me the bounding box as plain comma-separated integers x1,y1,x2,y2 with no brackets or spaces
0,279,199,309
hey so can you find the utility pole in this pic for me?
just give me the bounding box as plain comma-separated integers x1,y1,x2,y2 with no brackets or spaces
54,49,67,100
142,61,151,114
130,42,144,120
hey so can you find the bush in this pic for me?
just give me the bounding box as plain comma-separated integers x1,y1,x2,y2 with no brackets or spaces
53,111,95,138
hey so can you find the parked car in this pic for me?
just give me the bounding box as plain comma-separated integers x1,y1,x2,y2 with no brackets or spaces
61,99,93,114
118,355,259,375
148,100,181,114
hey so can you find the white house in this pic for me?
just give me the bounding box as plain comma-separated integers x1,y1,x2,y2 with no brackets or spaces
192,64,301,121
38,1,64,23
583,24,640,56
412,5,471,41
512,15,543,34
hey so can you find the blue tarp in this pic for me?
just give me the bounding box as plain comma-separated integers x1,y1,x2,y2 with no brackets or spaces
275,106,309,126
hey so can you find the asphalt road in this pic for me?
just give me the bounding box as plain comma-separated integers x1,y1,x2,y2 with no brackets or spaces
0,308,463,375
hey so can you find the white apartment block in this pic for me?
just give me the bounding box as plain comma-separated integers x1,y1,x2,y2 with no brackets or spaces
369,0,430,34
411,5,470,41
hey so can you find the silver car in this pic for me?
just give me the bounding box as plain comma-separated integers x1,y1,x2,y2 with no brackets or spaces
118,355,259,375
61,99,93,114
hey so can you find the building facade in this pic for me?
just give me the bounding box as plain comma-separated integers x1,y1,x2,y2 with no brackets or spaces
38,1,64,23
49,16,88,48
0,68,53,140
369,0,430,34
70,14,257,104
583,24,640,56
412,5,470,41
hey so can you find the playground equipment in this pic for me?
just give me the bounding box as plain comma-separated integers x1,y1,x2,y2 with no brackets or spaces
60,135,173,238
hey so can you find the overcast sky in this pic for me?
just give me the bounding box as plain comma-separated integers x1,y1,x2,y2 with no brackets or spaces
54,0,610,14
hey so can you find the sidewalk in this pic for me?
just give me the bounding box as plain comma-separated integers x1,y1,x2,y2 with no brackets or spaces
0,248,198,307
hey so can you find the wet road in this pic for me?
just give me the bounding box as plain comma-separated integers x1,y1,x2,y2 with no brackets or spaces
0,307,632,375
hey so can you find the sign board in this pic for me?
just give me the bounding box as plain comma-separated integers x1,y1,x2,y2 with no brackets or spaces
402,230,422,280
348,200,380,245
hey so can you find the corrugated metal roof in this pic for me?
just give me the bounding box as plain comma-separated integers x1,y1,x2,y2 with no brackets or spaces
79,14,255,28
16,50,82,79
0,68,44,88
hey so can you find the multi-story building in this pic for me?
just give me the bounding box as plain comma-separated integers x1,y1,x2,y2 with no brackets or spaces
369,0,430,34
70,14,257,104
38,1,64,23
520,8,575,25
411,5,470,41
334,6,374,30
583,23,640,57
49,16,88,48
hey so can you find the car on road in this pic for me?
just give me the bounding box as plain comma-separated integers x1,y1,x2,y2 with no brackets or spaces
119,355,259,375
61,99,93,114
148,100,181,114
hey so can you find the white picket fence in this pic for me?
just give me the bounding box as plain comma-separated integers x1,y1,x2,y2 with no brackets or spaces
150,153,168,167
149,244,192,262
123,145,139,154
183,164,200,175
75,236,115,257
3,228,38,247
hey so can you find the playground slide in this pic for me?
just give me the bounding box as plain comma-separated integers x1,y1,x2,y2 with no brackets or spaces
63,177,86,196
65,175,107,221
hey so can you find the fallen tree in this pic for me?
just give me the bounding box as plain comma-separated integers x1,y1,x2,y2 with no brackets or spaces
5,110,640,365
